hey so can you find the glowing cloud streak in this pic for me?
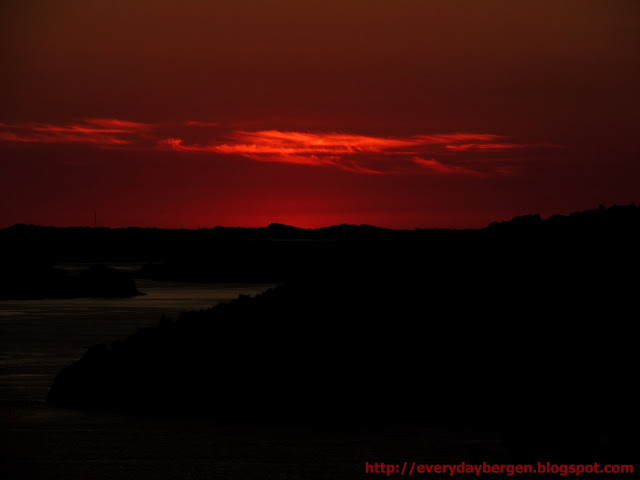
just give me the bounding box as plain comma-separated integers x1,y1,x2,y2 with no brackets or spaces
1,119,541,175
158,130,532,174
0,118,151,146
412,157,483,176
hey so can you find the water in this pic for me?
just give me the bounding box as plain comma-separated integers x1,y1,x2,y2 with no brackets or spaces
0,279,506,479
0,280,275,404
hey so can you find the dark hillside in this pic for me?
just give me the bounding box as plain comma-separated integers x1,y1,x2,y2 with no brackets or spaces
45,205,640,464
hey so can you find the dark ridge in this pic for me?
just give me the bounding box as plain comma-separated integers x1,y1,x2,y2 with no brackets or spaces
315,223,388,234
265,223,305,233
45,204,640,464
488,203,640,233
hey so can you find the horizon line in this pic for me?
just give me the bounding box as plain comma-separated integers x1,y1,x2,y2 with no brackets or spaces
2,203,637,233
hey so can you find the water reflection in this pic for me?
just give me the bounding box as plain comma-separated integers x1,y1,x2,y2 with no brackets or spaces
0,281,274,404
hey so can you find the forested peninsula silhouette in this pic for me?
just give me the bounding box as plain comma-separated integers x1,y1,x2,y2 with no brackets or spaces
4,205,639,463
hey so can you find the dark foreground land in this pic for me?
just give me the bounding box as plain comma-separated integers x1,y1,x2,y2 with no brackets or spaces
3,205,640,472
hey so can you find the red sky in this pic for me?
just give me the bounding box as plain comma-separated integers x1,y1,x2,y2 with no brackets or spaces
1,0,639,229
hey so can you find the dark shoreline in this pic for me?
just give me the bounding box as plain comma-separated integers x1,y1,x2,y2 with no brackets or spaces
0,264,144,301
41,205,640,465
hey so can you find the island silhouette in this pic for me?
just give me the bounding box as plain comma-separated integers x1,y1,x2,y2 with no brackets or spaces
0,263,143,300
3,205,638,465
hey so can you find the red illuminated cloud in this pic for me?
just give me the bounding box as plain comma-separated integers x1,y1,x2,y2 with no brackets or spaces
83,118,151,130
414,133,504,144
158,129,535,174
226,130,417,153
444,143,526,152
412,157,483,176
1,118,543,175
0,118,151,146
158,134,390,173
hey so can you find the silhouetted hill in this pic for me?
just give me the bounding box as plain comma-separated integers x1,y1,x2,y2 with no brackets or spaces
3,205,638,269
265,223,305,234
45,205,640,464
315,223,389,235
489,203,640,234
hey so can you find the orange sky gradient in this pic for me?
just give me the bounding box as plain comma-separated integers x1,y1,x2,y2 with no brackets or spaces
1,0,639,229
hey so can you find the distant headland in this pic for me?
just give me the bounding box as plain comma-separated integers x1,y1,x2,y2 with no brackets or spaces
2,203,639,283
41,204,639,463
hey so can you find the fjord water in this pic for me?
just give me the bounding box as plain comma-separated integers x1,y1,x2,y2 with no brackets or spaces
0,279,281,479
0,278,506,479
0,279,276,403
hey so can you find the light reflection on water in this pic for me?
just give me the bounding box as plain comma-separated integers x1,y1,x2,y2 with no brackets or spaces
0,281,290,479
0,279,505,479
0,279,275,366
0,280,274,318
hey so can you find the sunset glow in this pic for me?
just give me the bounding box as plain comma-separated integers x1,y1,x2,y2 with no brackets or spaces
1,120,538,175
1,1,638,228
0,119,150,145
156,128,533,174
